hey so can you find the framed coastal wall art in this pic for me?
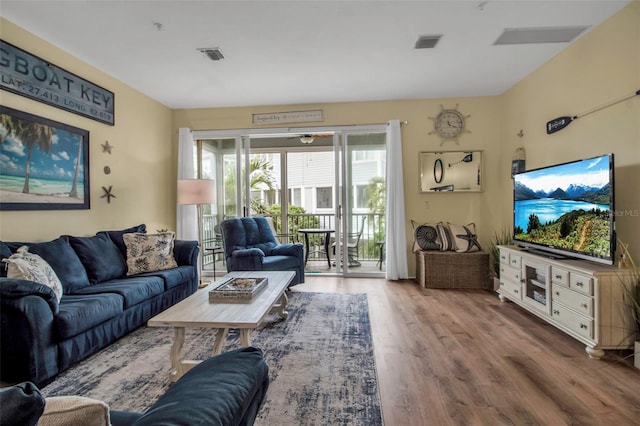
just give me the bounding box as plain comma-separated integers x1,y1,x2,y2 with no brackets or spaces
419,151,483,193
0,105,90,210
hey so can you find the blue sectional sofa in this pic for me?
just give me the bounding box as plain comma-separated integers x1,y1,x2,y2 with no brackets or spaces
0,347,269,426
0,225,199,387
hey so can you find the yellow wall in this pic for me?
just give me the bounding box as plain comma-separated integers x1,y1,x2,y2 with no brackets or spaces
0,18,175,240
174,97,504,273
501,2,640,262
1,2,638,270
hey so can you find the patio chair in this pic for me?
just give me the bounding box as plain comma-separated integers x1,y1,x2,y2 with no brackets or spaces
205,224,225,275
332,217,366,267
263,216,299,244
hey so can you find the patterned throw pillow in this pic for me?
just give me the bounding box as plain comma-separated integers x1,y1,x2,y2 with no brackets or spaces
447,223,482,253
123,232,178,276
414,224,442,251
3,246,64,302
437,223,455,251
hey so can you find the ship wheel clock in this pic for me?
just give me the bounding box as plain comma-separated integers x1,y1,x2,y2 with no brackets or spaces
429,104,470,145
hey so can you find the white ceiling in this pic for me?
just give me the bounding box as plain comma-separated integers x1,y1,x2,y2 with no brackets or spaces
1,1,631,109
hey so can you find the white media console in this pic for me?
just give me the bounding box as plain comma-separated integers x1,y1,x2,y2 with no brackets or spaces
497,245,636,359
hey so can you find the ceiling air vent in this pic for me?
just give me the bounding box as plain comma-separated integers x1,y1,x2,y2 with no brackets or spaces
494,26,589,45
414,35,441,49
198,48,224,61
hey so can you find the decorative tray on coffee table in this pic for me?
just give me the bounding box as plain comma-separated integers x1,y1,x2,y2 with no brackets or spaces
208,277,268,303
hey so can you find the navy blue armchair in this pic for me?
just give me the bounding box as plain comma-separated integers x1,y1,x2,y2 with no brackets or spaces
220,217,305,285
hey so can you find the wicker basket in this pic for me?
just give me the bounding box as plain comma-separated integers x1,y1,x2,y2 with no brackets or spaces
416,250,490,289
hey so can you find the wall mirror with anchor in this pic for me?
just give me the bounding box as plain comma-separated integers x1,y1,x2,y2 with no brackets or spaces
419,151,483,193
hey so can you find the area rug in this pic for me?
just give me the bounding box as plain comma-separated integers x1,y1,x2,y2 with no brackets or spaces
42,292,383,425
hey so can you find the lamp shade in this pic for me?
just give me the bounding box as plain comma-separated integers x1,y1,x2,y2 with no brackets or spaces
177,179,215,205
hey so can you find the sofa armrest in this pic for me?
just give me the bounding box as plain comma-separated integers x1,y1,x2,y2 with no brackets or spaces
0,278,59,314
227,248,265,272
173,240,199,267
0,279,60,386
112,347,269,426
232,248,265,258
271,243,304,259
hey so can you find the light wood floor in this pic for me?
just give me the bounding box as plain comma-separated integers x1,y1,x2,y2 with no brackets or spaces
292,276,640,426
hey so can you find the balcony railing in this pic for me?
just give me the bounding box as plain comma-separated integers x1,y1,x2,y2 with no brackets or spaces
200,212,385,268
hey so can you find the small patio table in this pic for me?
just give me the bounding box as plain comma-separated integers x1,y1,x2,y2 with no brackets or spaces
298,228,334,268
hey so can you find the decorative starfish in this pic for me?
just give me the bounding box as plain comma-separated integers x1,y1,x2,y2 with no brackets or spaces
101,141,113,154
456,227,482,252
101,186,116,203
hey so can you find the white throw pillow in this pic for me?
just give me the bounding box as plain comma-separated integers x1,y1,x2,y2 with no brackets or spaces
3,246,63,302
39,396,110,426
123,232,178,275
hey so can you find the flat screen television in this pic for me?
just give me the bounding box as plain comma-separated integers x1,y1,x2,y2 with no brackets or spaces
513,153,615,265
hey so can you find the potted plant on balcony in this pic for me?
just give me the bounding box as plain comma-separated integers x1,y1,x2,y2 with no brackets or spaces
489,227,512,292
618,241,640,368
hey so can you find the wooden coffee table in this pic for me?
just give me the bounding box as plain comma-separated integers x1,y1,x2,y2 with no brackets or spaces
148,270,295,381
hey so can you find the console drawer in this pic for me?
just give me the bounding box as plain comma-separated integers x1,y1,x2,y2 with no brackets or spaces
551,266,569,287
509,254,522,269
569,273,593,296
552,284,593,317
552,304,593,339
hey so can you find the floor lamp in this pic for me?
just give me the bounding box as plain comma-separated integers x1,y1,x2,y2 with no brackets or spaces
177,179,215,284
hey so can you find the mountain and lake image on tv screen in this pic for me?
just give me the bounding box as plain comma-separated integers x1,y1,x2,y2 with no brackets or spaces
513,154,613,262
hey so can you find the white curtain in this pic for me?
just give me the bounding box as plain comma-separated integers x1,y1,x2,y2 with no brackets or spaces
385,120,409,279
176,128,198,242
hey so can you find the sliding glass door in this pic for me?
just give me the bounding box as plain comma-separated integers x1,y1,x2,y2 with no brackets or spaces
334,131,387,276
194,125,386,277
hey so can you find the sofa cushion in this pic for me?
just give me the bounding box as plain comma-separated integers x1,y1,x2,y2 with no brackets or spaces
97,224,146,257
123,233,178,275
55,294,124,340
141,265,196,290
4,246,64,303
67,233,127,284
73,276,164,309
262,254,302,271
4,237,90,294
0,382,45,426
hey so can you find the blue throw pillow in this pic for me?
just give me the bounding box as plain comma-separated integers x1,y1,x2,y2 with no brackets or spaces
4,237,90,294
67,233,127,284
97,224,146,257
